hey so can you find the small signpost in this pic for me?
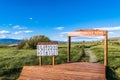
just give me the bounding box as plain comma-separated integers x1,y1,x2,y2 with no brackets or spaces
37,42,58,66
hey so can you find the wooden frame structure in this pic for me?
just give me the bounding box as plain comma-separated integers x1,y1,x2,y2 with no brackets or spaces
67,30,108,67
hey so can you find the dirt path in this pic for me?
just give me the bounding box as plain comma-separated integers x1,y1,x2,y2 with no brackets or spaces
86,49,97,63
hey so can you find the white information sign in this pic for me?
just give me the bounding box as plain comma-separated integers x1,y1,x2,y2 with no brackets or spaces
37,44,58,56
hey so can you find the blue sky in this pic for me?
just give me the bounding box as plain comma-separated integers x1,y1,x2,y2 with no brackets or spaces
0,0,120,41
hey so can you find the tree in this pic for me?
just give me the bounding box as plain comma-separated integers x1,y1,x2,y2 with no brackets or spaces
28,35,50,49
17,35,50,49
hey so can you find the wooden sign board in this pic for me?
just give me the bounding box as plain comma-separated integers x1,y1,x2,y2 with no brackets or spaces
37,42,58,56
68,30,107,36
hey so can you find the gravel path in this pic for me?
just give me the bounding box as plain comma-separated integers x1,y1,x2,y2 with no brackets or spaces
86,49,97,63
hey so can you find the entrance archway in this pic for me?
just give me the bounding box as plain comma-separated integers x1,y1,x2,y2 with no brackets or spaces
67,30,108,67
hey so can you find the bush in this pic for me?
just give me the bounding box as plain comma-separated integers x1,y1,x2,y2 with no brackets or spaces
17,40,26,49
23,42,30,49
17,35,50,49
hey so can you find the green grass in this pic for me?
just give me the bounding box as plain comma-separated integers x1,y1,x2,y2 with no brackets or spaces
0,48,38,80
1,42,119,80
91,43,120,80
0,44,88,80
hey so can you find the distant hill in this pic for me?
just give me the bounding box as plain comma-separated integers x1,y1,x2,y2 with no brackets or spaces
109,37,120,41
0,38,21,44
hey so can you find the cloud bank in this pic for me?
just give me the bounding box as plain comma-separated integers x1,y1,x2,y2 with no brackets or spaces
0,30,10,34
14,30,33,34
13,25,27,30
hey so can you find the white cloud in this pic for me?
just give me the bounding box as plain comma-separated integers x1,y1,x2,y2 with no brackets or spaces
60,32,69,35
0,30,10,38
55,27,64,30
29,17,32,20
13,25,27,30
109,32,114,34
52,32,68,41
14,31,22,34
13,30,33,34
24,30,33,33
0,30,10,34
94,26,120,31
0,35,7,38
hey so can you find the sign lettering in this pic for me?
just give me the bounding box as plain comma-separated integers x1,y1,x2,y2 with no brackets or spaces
37,42,58,56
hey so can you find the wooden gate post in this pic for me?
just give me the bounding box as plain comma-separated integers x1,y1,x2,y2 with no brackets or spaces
104,31,108,67
67,36,71,62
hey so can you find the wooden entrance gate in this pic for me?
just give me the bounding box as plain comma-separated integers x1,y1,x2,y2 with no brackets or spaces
67,29,108,67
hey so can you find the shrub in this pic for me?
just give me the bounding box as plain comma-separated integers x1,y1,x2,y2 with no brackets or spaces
17,35,50,49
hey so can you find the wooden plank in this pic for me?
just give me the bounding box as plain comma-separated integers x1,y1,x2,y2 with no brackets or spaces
18,62,105,80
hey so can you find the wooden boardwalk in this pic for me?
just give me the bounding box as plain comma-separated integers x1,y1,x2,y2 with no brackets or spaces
18,62,105,80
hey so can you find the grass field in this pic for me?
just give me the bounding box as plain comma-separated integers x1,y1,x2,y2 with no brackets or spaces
0,43,120,80
0,44,89,80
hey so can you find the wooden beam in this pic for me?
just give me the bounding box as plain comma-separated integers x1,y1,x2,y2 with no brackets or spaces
67,36,71,62
68,30,107,36
104,31,108,66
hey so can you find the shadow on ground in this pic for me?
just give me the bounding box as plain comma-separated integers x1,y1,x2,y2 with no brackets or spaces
106,66,120,80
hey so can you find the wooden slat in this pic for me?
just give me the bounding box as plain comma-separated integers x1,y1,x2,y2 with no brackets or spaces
18,62,105,80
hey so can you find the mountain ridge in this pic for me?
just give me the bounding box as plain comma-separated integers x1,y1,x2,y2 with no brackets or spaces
0,38,21,44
